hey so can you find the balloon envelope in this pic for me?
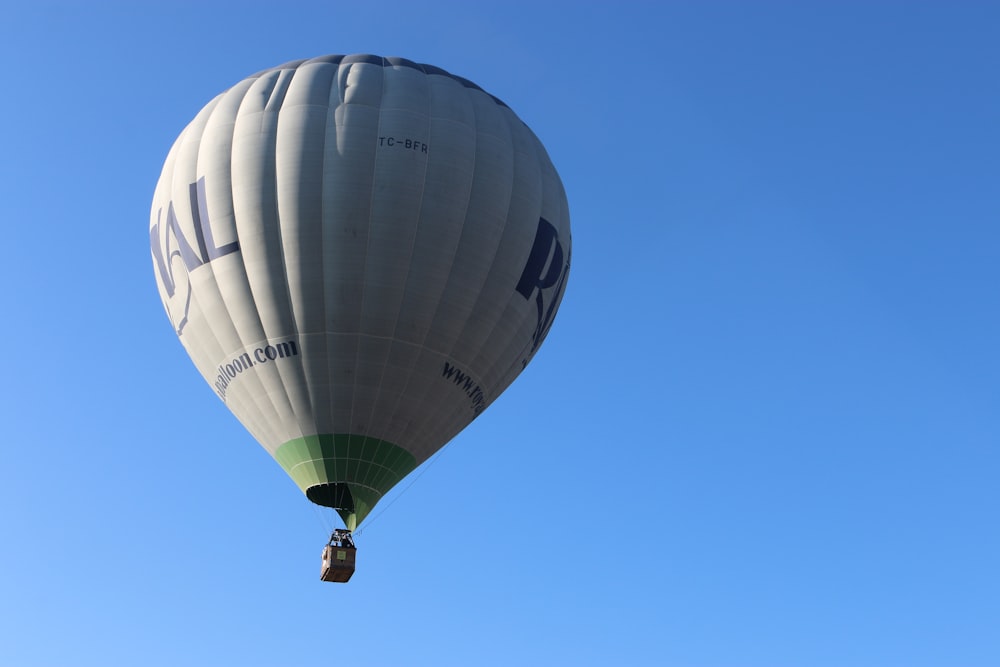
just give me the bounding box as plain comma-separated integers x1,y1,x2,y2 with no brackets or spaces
150,55,571,528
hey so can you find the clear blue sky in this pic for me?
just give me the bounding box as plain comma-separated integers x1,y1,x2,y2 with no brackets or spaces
2,2,998,666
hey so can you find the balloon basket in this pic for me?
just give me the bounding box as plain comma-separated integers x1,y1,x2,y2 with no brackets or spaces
320,530,357,583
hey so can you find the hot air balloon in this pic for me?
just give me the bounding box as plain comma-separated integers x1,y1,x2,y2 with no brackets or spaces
149,54,571,581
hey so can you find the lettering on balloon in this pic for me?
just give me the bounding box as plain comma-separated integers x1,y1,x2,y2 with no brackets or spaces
442,362,487,415
149,177,240,335
213,339,300,401
515,217,571,366
378,136,429,153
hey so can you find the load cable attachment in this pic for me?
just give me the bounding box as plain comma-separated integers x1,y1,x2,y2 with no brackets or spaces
320,528,357,583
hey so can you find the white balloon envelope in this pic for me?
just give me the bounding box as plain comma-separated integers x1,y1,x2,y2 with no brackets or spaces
150,55,571,529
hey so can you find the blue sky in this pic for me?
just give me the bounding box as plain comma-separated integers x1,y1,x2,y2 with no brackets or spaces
1,2,998,666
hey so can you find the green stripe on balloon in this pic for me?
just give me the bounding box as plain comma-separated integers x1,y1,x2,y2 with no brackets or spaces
275,434,418,528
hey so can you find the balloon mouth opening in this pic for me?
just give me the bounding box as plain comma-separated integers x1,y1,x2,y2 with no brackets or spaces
307,483,355,511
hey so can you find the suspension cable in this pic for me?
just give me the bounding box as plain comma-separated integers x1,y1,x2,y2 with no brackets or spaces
355,445,450,537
